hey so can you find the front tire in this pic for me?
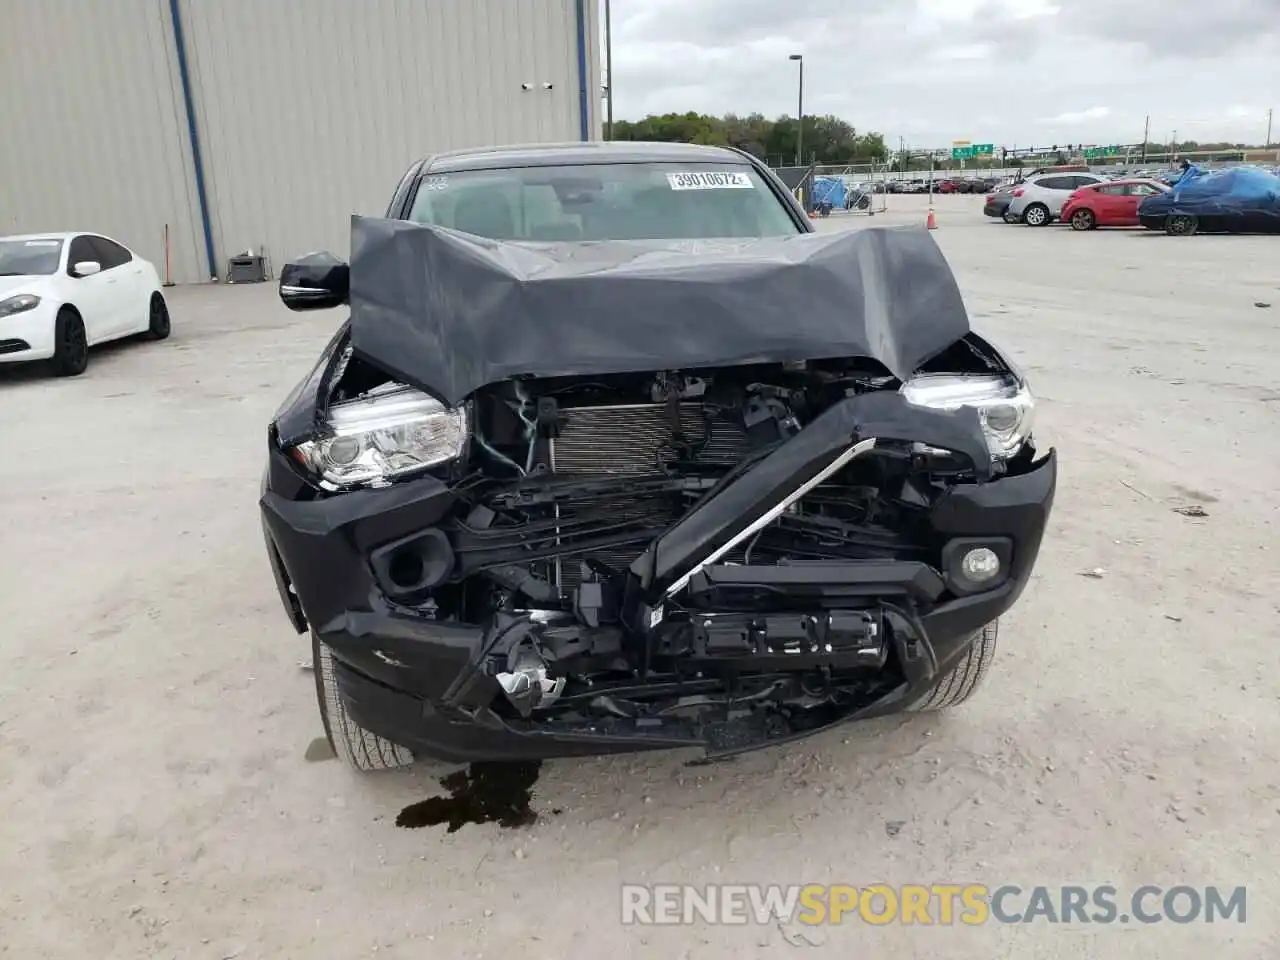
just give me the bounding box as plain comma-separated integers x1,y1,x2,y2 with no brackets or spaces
1023,203,1050,227
908,620,998,711
51,308,88,377
147,292,171,340
313,633,415,771
1070,209,1096,231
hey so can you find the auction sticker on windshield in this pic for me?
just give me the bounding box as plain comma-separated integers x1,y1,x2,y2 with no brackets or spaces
666,172,753,190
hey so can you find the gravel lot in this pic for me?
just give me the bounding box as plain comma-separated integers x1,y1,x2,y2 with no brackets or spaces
2,195,1277,958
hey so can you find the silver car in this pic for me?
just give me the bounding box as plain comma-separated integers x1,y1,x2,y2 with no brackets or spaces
1006,172,1109,226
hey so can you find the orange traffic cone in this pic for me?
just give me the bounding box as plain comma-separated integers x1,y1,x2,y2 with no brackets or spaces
926,208,937,230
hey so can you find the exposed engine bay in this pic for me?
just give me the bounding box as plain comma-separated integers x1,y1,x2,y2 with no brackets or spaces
321,345,1029,746
463,360,910,593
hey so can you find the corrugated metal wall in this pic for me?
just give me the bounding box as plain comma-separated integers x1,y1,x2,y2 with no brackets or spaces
1,0,599,284
179,0,599,276
0,0,205,284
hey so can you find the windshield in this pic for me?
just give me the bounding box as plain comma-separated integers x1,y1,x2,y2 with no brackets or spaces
407,162,799,241
0,238,63,276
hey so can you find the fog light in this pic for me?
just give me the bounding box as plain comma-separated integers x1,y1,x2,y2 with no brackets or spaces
961,547,1001,582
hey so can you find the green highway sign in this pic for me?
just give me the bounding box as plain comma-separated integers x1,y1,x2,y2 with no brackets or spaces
1084,145,1125,159
951,143,994,160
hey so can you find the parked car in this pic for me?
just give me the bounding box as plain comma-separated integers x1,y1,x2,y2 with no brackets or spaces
1018,164,1092,180
983,183,1020,221
1060,179,1170,230
1138,166,1280,235
259,141,1057,771
937,179,960,194
0,232,170,376
1006,172,1110,225
901,179,928,194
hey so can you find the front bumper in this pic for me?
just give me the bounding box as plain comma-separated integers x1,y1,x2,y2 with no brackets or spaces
0,303,56,363
261,394,1057,762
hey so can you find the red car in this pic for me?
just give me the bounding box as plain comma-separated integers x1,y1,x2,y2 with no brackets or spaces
1060,179,1170,230
936,179,960,194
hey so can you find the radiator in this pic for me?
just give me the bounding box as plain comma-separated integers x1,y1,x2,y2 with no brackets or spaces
550,402,751,476
546,402,752,588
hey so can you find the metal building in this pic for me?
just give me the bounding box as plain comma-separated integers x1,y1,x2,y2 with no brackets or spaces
0,0,602,284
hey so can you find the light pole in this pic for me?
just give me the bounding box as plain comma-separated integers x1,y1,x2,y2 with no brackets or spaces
604,0,613,140
789,54,804,167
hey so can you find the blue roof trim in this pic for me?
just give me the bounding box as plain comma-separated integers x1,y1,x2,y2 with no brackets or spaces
168,0,217,279
575,0,590,140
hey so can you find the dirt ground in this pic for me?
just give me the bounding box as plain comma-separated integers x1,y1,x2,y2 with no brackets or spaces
2,195,1278,958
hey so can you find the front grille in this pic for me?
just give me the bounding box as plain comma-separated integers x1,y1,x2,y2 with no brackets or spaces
551,403,752,476
546,403,752,587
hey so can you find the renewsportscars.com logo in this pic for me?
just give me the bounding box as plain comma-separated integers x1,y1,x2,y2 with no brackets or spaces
621,884,1247,926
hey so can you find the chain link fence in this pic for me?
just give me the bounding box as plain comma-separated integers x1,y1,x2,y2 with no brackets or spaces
805,163,892,219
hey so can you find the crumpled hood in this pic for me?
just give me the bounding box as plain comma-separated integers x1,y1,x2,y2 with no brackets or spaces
347,215,972,406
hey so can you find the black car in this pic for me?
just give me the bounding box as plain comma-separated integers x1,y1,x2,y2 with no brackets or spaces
1137,167,1280,235
260,141,1057,770
983,183,1018,221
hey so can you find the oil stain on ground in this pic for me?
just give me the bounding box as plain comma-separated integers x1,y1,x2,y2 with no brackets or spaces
397,761,544,832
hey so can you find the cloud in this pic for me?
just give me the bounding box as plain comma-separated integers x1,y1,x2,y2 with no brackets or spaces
604,0,1280,146
932,44,993,62
1039,107,1112,125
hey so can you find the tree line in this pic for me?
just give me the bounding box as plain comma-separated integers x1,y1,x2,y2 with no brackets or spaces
606,113,1274,170
608,112,888,167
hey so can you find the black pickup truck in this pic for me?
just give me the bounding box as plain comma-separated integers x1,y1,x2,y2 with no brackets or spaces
259,140,1056,770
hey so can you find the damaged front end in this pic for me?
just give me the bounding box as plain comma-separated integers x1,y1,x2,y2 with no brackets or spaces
261,219,1055,762
262,345,1056,762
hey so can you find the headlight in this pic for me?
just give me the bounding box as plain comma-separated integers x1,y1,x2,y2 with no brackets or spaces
900,373,1035,459
0,294,41,318
291,383,468,489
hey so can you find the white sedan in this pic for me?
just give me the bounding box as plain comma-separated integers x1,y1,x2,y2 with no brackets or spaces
0,232,170,376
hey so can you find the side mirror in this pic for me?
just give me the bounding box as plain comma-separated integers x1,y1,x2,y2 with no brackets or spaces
73,260,102,277
279,252,349,311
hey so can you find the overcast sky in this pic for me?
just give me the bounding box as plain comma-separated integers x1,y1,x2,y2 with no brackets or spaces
603,0,1280,148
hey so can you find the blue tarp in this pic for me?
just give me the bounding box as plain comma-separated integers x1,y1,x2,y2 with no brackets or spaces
1170,163,1206,185
1138,166,1280,234
811,176,846,209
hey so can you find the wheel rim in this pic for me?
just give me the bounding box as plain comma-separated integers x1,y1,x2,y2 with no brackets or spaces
1170,215,1193,235
1026,206,1046,225
1072,211,1092,229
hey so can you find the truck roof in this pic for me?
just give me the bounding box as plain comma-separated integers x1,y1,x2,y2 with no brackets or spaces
424,140,750,173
